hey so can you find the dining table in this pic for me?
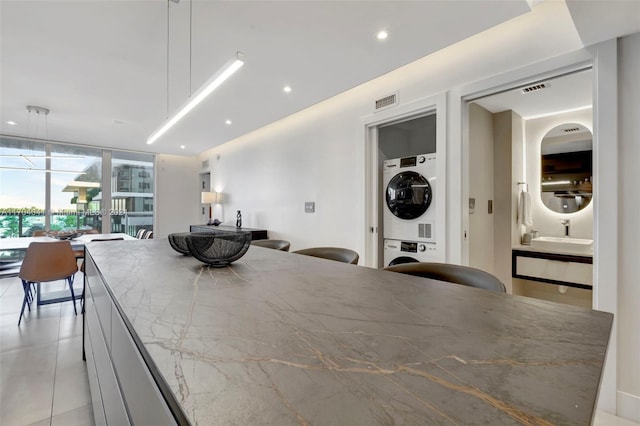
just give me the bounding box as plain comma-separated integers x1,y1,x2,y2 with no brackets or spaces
82,238,613,425
0,233,135,304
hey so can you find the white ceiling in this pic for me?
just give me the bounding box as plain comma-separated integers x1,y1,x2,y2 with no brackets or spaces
472,68,593,119
0,0,533,156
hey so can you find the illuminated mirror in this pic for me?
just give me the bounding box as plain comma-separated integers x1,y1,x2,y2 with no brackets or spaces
540,123,592,213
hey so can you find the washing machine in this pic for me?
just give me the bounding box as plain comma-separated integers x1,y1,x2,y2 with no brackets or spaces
383,239,437,267
383,153,436,243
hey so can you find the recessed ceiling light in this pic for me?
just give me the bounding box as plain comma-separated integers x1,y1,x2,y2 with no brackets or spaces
283,85,292,93
180,145,185,149
376,30,388,40
225,119,232,125
6,121,17,125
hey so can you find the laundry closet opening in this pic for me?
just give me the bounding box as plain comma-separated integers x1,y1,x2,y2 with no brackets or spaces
378,113,438,268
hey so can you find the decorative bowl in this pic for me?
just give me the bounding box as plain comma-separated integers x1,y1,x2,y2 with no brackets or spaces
168,232,191,255
54,231,82,240
185,231,252,267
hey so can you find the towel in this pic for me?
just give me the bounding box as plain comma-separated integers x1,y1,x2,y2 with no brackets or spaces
517,190,533,227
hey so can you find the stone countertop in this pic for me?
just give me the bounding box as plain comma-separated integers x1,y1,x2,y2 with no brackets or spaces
86,240,612,425
513,244,594,258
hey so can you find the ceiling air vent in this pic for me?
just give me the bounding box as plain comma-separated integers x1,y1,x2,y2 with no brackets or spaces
563,127,581,133
375,92,398,111
521,83,548,94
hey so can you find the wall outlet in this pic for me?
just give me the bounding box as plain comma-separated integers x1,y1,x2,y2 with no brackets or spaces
305,202,315,213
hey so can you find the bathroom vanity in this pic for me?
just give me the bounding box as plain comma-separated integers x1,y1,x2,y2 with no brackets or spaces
512,242,593,289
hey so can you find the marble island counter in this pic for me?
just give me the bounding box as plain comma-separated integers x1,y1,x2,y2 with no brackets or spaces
83,239,612,425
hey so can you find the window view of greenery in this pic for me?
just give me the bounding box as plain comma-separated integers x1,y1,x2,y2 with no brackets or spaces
0,138,46,237
1,136,154,239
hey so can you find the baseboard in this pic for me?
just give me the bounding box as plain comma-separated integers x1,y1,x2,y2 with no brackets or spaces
618,390,640,423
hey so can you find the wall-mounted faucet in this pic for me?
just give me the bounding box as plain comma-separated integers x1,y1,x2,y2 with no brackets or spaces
560,219,570,237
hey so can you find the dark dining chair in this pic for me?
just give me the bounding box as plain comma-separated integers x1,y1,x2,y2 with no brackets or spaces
292,247,359,265
384,262,506,293
251,239,291,251
18,241,79,325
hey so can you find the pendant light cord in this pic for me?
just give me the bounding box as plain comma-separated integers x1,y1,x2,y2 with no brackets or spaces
189,0,192,96
166,0,170,118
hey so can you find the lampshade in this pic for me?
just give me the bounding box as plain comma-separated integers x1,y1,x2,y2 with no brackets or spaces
201,191,216,204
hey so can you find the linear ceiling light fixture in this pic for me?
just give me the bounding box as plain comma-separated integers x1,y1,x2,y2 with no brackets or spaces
146,53,245,145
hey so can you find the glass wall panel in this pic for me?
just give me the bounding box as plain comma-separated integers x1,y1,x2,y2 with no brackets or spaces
111,151,154,237
50,144,102,233
0,137,46,237
1,136,154,240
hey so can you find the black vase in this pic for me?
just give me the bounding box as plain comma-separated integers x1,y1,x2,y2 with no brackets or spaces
236,210,242,228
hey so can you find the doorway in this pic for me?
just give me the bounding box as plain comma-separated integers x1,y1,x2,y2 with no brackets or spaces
363,93,447,268
465,68,594,306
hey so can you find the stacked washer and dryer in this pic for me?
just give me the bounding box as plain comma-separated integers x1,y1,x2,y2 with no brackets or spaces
383,153,438,267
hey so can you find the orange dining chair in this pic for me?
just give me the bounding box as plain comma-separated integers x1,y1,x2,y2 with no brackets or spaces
18,241,79,325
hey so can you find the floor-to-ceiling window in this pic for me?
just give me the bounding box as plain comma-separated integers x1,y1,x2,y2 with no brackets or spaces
111,151,154,236
0,137,46,237
0,136,154,238
50,144,103,233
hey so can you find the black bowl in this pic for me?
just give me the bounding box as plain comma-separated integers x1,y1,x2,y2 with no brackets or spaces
168,233,191,255
185,231,252,267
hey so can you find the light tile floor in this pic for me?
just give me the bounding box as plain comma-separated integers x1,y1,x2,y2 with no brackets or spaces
0,275,638,426
0,276,93,426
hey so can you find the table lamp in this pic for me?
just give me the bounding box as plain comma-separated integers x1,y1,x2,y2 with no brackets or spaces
201,191,220,225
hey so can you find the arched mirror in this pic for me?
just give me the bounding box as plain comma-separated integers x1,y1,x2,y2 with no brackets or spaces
540,123,592,213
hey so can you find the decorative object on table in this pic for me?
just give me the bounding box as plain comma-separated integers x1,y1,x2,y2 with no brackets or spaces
236,210,242,228
185,231,252,267
168,233,191,255
54,231,82,240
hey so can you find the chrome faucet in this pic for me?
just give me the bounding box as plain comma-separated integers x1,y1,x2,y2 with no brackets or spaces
560,219,570,237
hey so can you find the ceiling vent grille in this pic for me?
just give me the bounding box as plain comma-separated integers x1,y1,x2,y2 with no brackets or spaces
563,127,581,133
375,92,398,111
521,83,548,94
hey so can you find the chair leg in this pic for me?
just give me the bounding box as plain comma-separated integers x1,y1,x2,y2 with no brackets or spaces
18,280,31,325
67,276,77,315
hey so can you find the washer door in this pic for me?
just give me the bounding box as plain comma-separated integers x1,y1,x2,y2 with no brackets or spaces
388,256,418,266
386,172,433,219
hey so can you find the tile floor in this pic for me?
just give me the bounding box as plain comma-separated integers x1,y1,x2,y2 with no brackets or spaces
0,275,638,426
0,276,93,426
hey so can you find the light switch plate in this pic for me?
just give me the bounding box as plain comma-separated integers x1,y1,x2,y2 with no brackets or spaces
469,198,475,214
305,202,315,213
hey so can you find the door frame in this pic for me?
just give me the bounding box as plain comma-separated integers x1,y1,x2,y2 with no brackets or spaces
454,41,618,412
362,93,447,268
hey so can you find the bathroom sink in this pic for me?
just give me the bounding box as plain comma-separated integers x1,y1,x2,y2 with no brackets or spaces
530,236,593,255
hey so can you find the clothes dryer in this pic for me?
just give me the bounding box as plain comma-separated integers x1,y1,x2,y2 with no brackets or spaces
383,239,437,267
383,153,436,243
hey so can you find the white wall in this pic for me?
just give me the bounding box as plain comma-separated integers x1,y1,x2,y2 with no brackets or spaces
154,154,200,238
524,108,593,239
617,32,640,422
